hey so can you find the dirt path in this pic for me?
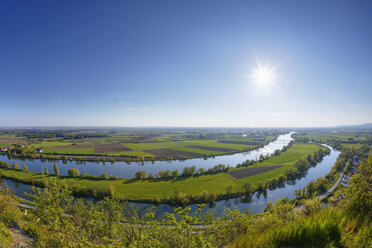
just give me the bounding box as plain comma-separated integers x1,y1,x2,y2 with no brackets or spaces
9,222,34,248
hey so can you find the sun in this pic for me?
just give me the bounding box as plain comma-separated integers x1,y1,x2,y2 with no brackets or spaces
250,63,277,90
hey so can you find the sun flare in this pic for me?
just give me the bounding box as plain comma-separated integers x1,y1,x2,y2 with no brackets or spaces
250,63,277,90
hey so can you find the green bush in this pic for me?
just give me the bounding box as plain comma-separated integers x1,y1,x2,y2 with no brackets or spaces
68,168,80,177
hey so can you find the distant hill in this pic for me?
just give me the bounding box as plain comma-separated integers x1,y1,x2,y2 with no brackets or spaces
335,123,372,129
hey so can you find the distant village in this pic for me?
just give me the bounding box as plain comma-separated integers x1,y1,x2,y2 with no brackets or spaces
341,154,361,186
0,143,42,153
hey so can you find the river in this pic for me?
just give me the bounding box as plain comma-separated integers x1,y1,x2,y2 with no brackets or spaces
0,132,340,218
0,132,294,178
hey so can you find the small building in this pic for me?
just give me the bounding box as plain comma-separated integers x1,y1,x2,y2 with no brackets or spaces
341,175,351,186
0,147,8,152
36,148,43,154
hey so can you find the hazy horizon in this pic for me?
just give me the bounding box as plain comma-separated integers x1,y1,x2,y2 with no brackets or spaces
1,0,372,127
0,122,371,129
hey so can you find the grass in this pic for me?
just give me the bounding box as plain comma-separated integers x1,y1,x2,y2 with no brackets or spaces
121,139,255,157
25,137,259,158
29,141,95,154
297,132,372,145
122,140,254,150
107,150,156,157
0,222,12,247
0,143,327,200
340,143,365,149
231,143,328,184
233,208,342,247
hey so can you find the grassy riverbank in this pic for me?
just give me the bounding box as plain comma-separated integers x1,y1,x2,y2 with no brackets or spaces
2,129,278,161
0,143,327,202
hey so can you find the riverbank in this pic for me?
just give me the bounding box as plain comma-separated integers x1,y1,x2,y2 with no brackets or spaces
3,135,278,163
0,133,295,178
0,143,328,204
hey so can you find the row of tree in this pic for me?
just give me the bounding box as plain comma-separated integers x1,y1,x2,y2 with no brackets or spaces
236,140,295,168
134,164,231,180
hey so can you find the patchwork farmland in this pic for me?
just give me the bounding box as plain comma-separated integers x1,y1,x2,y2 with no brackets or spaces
4,128,279,160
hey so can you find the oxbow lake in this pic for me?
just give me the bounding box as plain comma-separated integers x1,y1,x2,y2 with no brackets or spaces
1,133,341,218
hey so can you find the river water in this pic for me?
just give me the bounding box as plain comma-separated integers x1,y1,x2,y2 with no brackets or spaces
0,133,294,178
133,145,339,218
0,132,340,218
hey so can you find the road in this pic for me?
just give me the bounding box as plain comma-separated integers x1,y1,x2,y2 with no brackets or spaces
318,167,345,201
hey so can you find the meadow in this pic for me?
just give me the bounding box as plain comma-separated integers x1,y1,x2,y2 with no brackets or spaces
2,128,278,160
0,143,326,200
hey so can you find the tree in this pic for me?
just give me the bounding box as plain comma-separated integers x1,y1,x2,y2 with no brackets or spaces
259,154,265,162
257,181,264,192
243,182,252,194
135,171,146,179
164,170,171,178
274,149,281,156
100,173,108,180
68,168,80,177
342,152,372,219
190,166,197,175
182,167,191,176
44,167,49,174
22,165,28,171
269,178,278,189
295,158,311,173
171,170,179,177
53,162,59,176
158,171,165,178
277,174,286,185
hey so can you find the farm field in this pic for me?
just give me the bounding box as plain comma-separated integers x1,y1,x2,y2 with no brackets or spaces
26,139,255,158
295,130,372,148
228,165,283,179
0,143,326,200
2,128,280,159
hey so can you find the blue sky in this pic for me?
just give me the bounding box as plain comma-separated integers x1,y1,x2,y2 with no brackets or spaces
0,0,371,127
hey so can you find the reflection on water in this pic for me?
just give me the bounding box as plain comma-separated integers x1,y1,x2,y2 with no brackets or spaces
0,133,294,178
130,145,339,218
2,144,339,218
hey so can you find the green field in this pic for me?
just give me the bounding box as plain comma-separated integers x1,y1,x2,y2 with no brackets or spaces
0,128,281,160
296,131,372,148
27,138,264,158
29,141,95,154
0,143,326,200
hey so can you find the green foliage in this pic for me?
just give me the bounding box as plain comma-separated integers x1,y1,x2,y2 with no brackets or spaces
171,169,179,177
135,171,146,179
0,146,371,248
109,175,119,180
21,178,214,247
0,161,9,168
100,173,108,180
53,161,59,176
68,168,80,177
0,222,13,248
342,151,372,221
